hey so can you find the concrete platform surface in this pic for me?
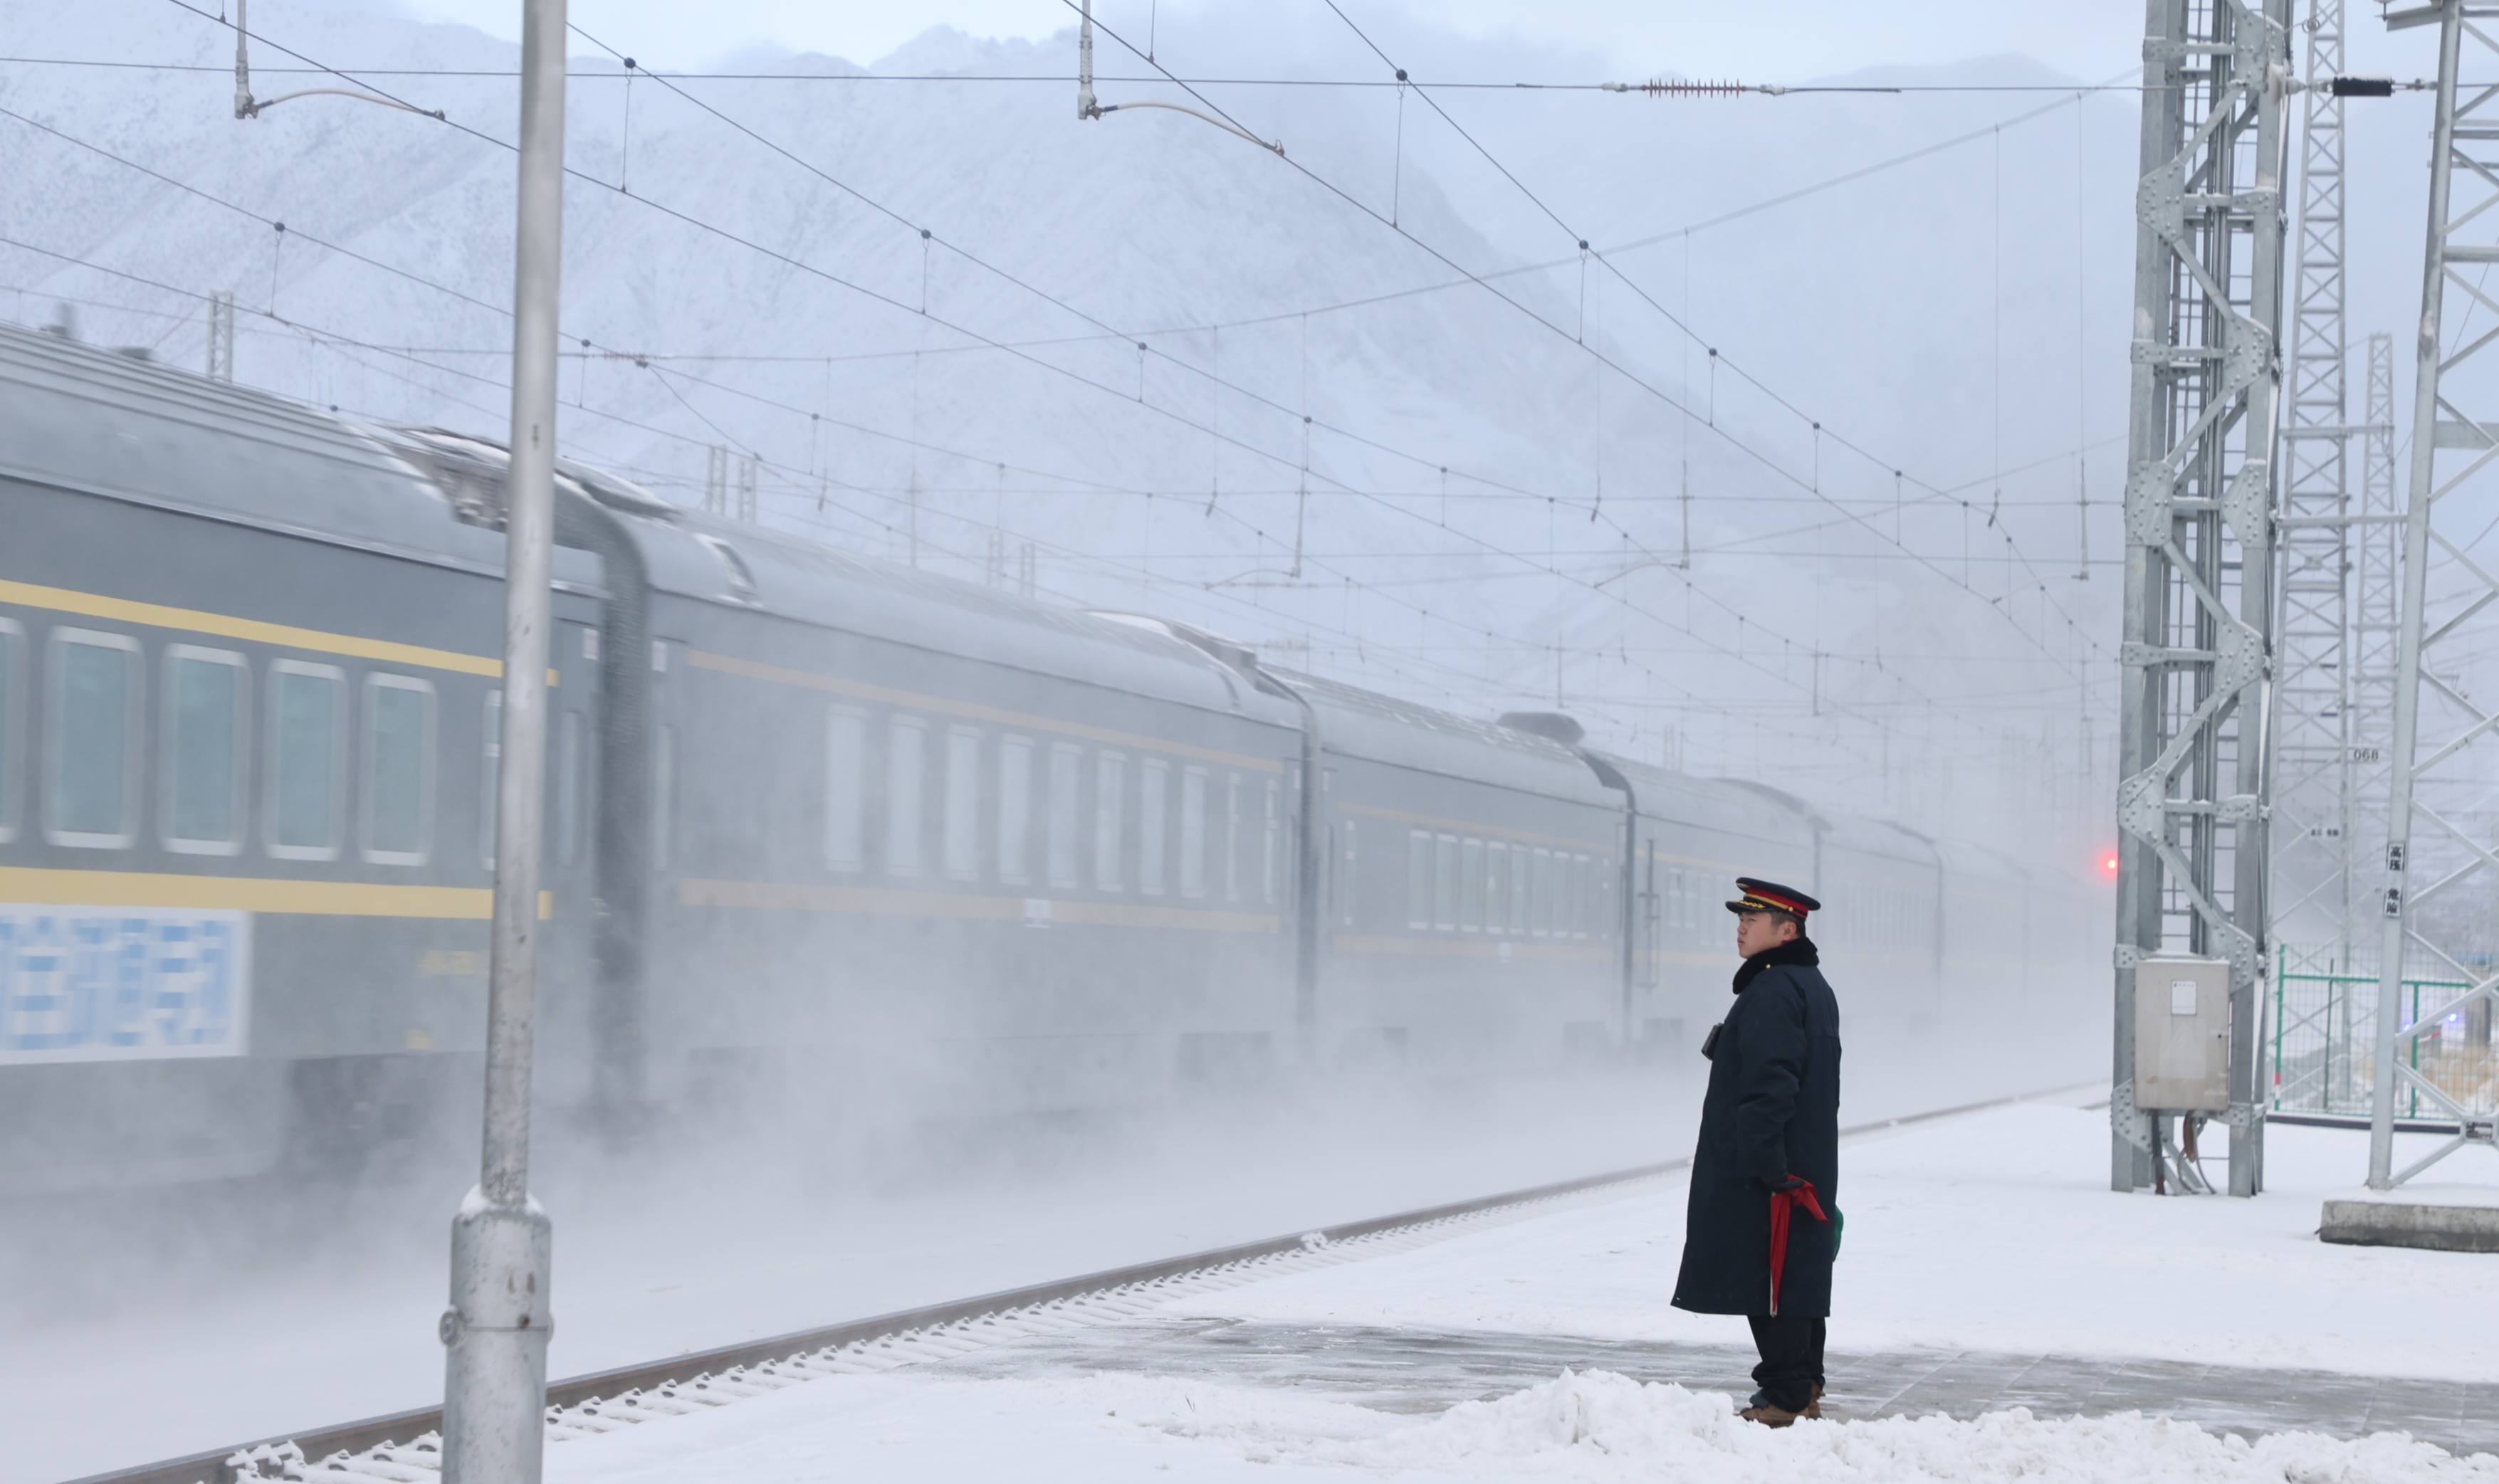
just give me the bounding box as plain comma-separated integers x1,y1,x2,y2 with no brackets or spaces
928,1316,2499,1456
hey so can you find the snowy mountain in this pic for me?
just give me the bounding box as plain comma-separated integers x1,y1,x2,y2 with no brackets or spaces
1,0,2153,858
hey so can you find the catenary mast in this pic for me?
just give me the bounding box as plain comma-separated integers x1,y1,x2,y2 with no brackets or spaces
2270,0,2357,961
2365,0,2499,1188
440,0,567,1478
2112,0,2291,1197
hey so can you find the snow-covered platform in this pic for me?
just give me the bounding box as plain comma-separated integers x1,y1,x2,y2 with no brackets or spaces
2322,1183,2499,1253
926,1317,2499,1453
527,1103,2499,1482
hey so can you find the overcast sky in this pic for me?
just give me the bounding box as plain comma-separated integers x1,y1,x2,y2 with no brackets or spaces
375,0,2144,81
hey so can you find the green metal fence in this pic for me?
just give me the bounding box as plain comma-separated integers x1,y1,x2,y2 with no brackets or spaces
2271,945,2497,1120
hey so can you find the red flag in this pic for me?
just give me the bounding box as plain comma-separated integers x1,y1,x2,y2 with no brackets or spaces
1768,1179,1828,1316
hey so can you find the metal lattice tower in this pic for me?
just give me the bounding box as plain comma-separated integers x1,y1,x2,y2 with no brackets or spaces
2350,332,2399,880
2113,0,2291,1197
206,290,234,383
2367,0,2499,1188
2271,0,2356,954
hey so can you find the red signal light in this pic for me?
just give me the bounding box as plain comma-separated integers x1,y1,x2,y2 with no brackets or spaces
2100,851,2120,878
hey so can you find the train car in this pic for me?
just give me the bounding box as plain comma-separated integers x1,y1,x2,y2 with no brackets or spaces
0,320,2110,1194
368,435,1320,1129
1287,684,1627,1073
1596,751,1817,1055
0,323,610,1192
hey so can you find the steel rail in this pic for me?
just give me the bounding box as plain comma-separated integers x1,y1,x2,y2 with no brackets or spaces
60,1087,2081,1484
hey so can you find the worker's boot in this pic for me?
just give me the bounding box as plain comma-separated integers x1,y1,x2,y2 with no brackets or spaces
1739,1391,1809,1428
1803,1383,1825,1420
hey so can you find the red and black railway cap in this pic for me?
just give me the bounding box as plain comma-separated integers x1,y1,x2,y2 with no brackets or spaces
1724,877,1820,920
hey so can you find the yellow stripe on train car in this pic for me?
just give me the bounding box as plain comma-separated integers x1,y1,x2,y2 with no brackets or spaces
0,578,561,684
0,869,551,920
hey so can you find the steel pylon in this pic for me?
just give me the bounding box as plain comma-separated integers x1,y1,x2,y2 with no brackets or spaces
2270,0,2357,954
2113,0,2293,1197
2367,0,2499,1189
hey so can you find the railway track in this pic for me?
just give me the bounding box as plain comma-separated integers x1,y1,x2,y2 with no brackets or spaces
66,1089,2081,1484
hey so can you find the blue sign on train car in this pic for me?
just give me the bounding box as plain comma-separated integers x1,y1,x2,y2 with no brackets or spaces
0,906,251,1063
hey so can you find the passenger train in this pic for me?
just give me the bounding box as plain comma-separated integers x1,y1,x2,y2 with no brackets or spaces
0,321,2107,1192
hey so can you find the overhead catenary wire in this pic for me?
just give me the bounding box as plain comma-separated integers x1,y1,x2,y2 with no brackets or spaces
48,3,2099,749
1081,0,2110,683
165,4,1975,737
0,228,1814,756
6,218,2005,769
0,55,2161,93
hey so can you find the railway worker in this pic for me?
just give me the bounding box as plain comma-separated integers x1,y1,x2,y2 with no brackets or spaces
1670,877,1841,1428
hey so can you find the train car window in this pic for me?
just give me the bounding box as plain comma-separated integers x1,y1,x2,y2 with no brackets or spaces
556,709,585,869
1047,744,1081,888
1261,779,1280,905
1138,758,1168,895
1574,855,1593,938
1459,838,1484,931
1094,751,1126,891
886,716,927,876
1179,767,1207,898
944,727,981,881
1225,774,1242,902
162,644,248,855
652,723,676,872
1432,835,1457,930
363,674,435,865
0,619,22,843
1593,856,1610,940
997,735,1032,885
1484,841,1508,934
46,627,141,848
1407,829,1431,929
824,708,866,870
266,660,345,860
1529,848,1553,936
1339,817,1356,926
1509,846,1530,935
481,692,501,868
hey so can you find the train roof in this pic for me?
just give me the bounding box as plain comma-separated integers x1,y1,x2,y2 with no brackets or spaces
1590,752,1820,844
377,426,1298,727
0,326,1293,727
1272,670,1624,806
670,510,1300,724
1819,813,1946,868
0,321,604,591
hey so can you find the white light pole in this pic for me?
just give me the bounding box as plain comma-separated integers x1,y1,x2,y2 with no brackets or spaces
441,0,566,1478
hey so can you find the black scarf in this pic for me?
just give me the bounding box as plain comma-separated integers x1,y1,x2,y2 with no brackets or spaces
1732,934,1819,992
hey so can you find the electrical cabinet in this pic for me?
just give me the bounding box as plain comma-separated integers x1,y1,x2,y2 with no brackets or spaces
2134,957,2231,1112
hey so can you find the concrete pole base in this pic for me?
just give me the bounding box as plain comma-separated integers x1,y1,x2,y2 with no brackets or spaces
442,1191,553,1484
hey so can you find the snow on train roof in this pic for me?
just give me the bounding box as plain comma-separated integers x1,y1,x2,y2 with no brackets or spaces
1269,669,1622,806
649,506,1297,724
1593,753,1818,844
1820,813,1946,868
0,320,604,589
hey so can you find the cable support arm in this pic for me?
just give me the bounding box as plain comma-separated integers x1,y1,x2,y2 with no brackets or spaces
1076,0,1282,153
230,0,444,120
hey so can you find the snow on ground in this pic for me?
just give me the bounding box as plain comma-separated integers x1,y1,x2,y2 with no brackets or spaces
540,1366,2499,1484
1163,1102,2499,1382
518,1101,2499,1483
0,1074,1702,1484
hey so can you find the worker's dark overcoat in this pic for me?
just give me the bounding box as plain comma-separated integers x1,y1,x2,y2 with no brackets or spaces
1670,935,1843,1317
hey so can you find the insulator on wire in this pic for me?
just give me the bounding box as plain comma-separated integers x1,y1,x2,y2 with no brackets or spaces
1605,78,1774,98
